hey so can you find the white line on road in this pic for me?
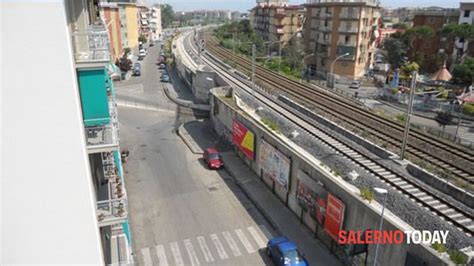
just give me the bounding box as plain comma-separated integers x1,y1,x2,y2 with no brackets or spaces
184,239,200,266
222,231,242,257
235,229,256,253
210,233,229,260
141,247,153,266
155,245,169,266
197,236,215,263
248,226,267,248
170,241,185,266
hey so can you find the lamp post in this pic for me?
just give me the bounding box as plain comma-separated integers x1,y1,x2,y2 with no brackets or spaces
328,52,350,88
373,187,388,266
400,71,417,160
301,53,315,82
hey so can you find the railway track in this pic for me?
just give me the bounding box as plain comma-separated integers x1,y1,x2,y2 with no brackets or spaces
182,31,474,236
204,36,474,187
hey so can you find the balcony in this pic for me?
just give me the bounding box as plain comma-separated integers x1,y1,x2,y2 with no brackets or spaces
340,12,359,19
276,28,285,35
338,41,357,47
338,27,358,33
96,152,128,227
320,12,332,18
86,96,119,153
72,25,110,67
317,37,331,45
318,25,332,32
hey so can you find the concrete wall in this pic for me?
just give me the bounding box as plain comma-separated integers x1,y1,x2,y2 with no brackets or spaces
1,1,104,264
209,87,450,266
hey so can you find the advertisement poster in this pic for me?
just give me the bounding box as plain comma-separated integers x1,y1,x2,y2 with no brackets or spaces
296,170,328,224
259,139,291,190
232,119,255,160
324,193,345,241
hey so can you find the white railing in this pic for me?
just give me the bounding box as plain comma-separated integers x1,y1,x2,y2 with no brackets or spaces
97,197,128,227
85,122,119,152
338,26,358,33
72,25,110,63
340,12,359,19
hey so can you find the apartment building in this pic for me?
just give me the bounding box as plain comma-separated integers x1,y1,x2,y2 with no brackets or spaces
138,4,150,40
304,0,380,80
65,0,133,264
118,2,140,50
100,2,123,61
454,2,474,59
150,6,163,41
250,2,305,47
2,1,104,263
412,8,459,59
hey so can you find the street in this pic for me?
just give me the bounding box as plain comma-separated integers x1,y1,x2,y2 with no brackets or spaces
116,43,275,265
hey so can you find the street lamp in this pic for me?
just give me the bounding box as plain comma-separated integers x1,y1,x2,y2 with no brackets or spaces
301,53,315,82
328,52,350,88
373,187,388,266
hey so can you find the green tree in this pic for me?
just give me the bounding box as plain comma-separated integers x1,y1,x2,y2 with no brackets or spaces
160,4,174,28
383,37,406,68
405,26,435,60
138,34,147,44
400,61,419,76
435,111,453,132
452,57,474,85
439,23,474,60
392,22,409,30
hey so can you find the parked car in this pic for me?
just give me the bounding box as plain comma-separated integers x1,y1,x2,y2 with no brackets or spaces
203,148,223,169
159,63,166,69
349,80,360,89
267,236,308,266
161,74,170,82
133,63,141,76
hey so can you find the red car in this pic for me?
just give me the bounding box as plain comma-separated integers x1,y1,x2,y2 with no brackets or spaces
203,148,224,169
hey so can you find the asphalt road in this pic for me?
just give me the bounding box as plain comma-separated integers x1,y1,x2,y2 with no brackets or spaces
116,43,275,265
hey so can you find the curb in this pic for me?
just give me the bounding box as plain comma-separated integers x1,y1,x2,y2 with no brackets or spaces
177,123,204,154
222,157,283,236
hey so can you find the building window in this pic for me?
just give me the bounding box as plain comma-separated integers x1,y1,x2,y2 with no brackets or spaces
345,35,350,43
428,17,435,23
464,10,471,18
321,58,325,66
324,19,328,27
424,42,431,48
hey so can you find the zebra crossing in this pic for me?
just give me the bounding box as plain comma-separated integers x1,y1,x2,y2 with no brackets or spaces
140,225,272,265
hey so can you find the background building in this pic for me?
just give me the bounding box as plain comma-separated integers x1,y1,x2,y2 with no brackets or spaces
118,2,139,50
150,6,162,41
454,2,474,59
410,7,459,63
250,2,305,47
100,2,123,61
304,0,380,79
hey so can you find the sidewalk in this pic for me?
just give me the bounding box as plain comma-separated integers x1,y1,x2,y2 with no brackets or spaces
177,121,342,266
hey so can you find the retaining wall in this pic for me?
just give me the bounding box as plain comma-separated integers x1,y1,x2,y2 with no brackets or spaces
210,87,450,266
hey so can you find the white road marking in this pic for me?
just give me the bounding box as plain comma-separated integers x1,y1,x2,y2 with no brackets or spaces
170,241,185,266
235,229,256,253
248,226,267,248
141,247,153,266
197,236,214,263
155,245,169,266
222,231,242,257
210,233,229,259
184,239,200,266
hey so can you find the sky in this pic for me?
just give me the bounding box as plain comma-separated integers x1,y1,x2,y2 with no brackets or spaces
152,0,462,13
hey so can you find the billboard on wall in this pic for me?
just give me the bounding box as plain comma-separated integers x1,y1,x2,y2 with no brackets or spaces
324,193,345,241
259,139,291,190
232,119,255,160
296,170,328,225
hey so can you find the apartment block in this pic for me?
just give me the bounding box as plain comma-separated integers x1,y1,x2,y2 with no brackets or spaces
100,2,123,61
117,2,139,50
150,6,163,41
138,4,150,40
412,8,459,58
250,3,305,47
454,2,474,59
65,0,133,264
304,0,380,79
2,1,104,263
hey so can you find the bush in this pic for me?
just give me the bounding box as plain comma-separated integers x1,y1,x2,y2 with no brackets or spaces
431,243,447,253
396,113,406,123
449,250,468,265
463,103,474,115
261,118,280,132
360,187,375,203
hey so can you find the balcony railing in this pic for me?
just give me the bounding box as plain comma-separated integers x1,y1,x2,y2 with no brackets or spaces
320,12,332,18
318,25,332,32
340,12,359,19
338,41,357,47
338,27,358,33
72,25,110,63
317,37,331,44
308,0,379,6
97,197,128,227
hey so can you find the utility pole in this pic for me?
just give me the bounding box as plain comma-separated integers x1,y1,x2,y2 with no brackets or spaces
252,44,256,92
400,71,417,160
232,33,235,66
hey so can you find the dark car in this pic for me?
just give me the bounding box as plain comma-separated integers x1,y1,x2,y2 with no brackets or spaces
133,63,141,76
203,148,224,169
267,236,308,266
161,74,170,82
